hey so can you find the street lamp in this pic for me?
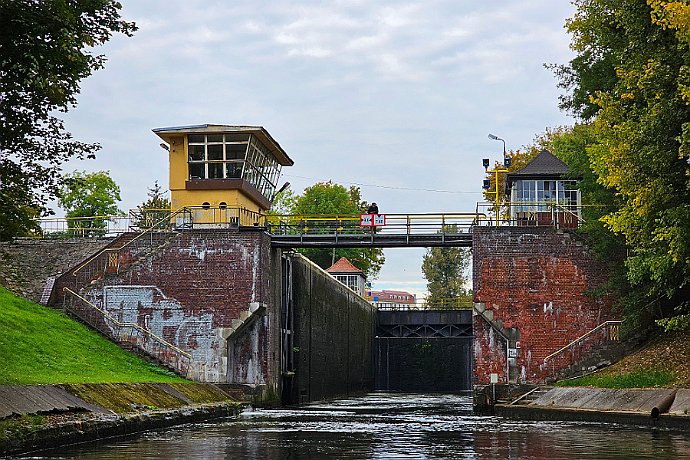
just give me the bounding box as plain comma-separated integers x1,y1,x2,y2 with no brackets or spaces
483,134,510,226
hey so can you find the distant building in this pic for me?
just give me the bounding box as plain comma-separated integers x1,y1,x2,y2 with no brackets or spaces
506,149,581,229
366,289,416,310
325,257,367,296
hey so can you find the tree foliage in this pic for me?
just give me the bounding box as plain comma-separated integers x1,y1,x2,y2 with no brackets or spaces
284,181,385,278
132,181,171,229
553,0,690,330
421,225,471,304
0,0,136,240
58,170,122,236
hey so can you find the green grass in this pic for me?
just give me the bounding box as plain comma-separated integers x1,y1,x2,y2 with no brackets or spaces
556,369,676,389
0,287,186,384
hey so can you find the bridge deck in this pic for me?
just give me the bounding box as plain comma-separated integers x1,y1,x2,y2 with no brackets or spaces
270,232,473,248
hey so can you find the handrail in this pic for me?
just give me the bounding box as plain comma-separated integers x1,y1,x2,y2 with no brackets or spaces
72,207,186,275
63,287,192,359
543,320,622,364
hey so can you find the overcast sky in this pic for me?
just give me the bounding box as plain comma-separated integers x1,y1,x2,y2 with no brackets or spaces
60,0,577,298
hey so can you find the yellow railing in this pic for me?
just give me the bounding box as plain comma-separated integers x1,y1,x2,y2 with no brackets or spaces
63,287,192,361
71,207,188,276
267,212,483,236
543,320,622,365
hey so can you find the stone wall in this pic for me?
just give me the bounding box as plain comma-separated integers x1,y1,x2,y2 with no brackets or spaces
289,254,376,404
472,226,614,384
0,238,114,302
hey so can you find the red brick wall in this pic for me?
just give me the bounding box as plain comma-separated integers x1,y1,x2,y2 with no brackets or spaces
68,229,279,385
472,227,614,384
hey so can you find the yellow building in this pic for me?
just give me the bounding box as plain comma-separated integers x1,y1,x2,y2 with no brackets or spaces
153,124,293,226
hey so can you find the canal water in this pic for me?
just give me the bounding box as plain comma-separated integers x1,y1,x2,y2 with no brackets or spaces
26,393,690,459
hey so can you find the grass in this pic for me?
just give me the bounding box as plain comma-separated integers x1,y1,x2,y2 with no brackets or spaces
0,287,186,384
557,369,676,389
556,329,690,389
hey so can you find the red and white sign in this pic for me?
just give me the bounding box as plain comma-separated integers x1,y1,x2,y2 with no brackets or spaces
360,214,386,226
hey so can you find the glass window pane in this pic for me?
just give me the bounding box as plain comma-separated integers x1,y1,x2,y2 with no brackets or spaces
226,144,247,160
226,162,243,178
207,134,223,143
208,163,224,179
208,144,223,160
189,145,204,161
225,133,250,143
188,134,205,144
189,163,205,179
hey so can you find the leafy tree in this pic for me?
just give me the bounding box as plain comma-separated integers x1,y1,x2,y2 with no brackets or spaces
132,181,171,229
554,0,690,330
58,170,122,236
0,0,136,240
288,181,385,278
422,225,471,305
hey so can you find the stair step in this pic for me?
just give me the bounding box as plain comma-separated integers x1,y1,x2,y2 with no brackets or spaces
40,276,57,305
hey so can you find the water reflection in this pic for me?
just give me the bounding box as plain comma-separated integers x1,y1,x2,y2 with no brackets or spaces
27,393,690,459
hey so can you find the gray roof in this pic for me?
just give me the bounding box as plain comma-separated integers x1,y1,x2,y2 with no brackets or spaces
507,149,570,179
152,124,294,166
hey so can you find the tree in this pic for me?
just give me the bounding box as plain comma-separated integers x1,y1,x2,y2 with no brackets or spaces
132,181,171,229
0,1,136,240
554,0,690,330
422,226,471,305
58,170,122,236
288,181,385,278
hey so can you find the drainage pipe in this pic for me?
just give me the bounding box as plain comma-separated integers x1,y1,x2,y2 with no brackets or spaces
651,390,677,419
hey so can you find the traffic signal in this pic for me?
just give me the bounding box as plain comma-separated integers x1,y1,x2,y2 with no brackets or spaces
482,158,490,169
483,179,491,190
504,156,511,168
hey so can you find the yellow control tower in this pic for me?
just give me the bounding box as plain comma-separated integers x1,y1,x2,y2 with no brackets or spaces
153,124,293,225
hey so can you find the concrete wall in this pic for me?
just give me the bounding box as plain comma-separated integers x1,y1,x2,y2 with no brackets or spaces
472,226,614,385
289,254,376,404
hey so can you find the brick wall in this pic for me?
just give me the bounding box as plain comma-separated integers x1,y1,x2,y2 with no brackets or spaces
472,226,614,384
70,229,279,386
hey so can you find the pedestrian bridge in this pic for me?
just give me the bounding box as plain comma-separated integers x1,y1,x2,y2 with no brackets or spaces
267,213,478,248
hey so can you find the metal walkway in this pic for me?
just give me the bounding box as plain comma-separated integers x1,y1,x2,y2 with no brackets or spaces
267,212,478,248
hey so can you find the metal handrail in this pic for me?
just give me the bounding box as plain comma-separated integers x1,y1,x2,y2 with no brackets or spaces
71,207,187,275
63,287,192,359
543,320,622,364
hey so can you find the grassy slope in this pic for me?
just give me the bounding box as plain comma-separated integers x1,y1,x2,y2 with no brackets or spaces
558,330,690,388
0,287,185,384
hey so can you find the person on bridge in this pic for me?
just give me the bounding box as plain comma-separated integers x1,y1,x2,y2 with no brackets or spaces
367,202,379,234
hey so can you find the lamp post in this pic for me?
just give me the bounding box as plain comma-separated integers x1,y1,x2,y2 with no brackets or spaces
483,134,510,226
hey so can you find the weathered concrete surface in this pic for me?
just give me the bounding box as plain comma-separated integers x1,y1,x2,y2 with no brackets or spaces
669,389,690,415
0,383,242,456
0,403,240,457
494,386,690,430
0,386,109,418
529,387,677,413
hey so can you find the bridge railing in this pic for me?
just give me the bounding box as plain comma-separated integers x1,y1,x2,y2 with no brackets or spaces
33,206,267,237
266,212,483,236
475,201,584,228
374,298,474,311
